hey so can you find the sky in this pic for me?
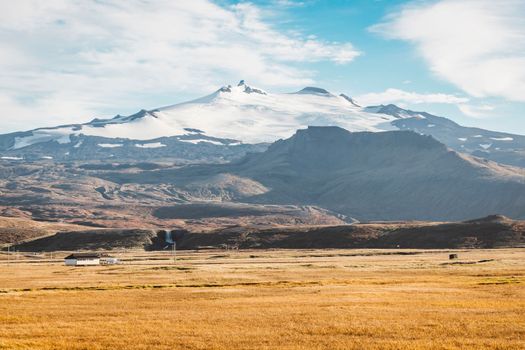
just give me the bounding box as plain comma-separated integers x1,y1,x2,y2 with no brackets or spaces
0,0,524,134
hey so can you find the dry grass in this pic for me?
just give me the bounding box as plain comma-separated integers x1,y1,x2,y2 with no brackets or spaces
0,249,524,349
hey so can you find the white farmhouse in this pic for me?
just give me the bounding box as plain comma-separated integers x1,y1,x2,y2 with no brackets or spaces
64,253,101,266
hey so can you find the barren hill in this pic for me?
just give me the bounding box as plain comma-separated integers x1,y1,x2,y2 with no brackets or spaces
0,216,90,246
11,215,525,251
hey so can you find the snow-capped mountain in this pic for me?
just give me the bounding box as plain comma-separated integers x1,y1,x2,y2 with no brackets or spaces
5,80,394,148
1,80,525,166
153,80,396,143
366,104,525,168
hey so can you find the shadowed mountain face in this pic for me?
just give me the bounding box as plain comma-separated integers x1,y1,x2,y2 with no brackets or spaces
236,127,525,221
104,127,525,222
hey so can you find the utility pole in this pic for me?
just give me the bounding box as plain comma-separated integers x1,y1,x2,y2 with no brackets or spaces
173,241,176,263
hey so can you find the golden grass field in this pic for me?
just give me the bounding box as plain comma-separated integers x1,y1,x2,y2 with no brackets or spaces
0,249,524,349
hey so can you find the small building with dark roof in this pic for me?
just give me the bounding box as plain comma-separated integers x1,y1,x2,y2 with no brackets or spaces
64,253,102,266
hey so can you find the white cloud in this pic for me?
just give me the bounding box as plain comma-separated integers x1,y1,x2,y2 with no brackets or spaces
356,88,469,106
457,104,495,118
0,0,360,132
372,0,525,102
273,0,308,7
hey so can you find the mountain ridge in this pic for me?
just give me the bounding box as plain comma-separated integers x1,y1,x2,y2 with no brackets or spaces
1,81,525,167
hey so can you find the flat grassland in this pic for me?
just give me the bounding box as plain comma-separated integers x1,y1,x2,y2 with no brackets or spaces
0,249,524,349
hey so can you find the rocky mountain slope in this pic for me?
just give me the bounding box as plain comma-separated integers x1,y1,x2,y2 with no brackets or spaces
104,127,525,221
0,157,348,230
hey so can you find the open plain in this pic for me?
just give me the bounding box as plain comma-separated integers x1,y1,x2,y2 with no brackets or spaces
0,248,524,349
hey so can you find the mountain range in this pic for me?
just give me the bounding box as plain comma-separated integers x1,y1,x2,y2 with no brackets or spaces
101,126,525,221
1,81,525,224
2,80,525,167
